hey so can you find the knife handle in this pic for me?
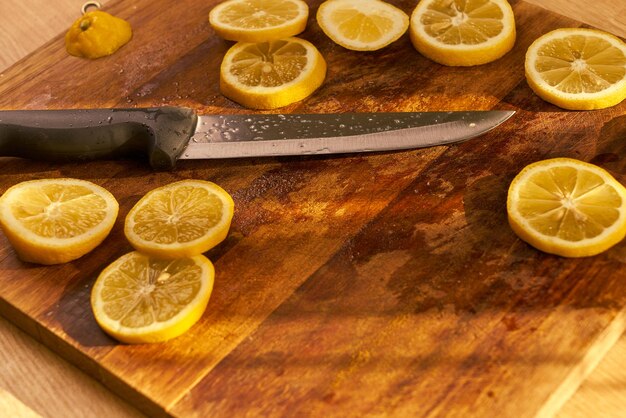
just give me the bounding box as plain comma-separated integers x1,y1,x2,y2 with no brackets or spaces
0,107,197,170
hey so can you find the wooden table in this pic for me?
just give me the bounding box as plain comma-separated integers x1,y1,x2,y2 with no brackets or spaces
0,1,625,417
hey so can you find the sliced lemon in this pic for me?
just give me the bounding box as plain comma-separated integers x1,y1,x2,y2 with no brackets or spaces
409,0,516,66
525,28,626,110
0,178,118,265
316,0,409,51
91,251,214,344
208,0,309,42
220,37,326,109
507,158,626,257
124,180,234,259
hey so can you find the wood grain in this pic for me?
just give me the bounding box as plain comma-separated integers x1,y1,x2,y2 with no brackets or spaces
0,0,625,417
525,0,626,38
0,316,142,418
0,1,88,70
0,1,141,417
558,334,626,418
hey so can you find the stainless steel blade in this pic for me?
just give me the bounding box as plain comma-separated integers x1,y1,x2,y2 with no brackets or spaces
180,111,514,159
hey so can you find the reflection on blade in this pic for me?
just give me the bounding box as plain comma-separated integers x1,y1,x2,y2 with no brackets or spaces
181,110,514,159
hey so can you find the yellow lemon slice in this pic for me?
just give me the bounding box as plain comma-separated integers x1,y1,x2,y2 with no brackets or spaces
316,0,409,51
409,0,516,66
209,0,309,42
220,37,326,109
0,178,118,265
507,158,626,257
124,180,234,259
91,251,214,344
525,28,626,110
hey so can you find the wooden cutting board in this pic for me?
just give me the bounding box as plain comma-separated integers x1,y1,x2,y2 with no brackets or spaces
1,1,625,416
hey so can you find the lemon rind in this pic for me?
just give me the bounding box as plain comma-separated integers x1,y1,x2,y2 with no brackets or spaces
124,180,235,259
0,178,119,264
525,28,626,110
91,252,215,344
316,0,409,51
209,0,309,42
219,37,327,109
507,158,626,257
0,178,118,245
409,0,516,66
220,40,321,93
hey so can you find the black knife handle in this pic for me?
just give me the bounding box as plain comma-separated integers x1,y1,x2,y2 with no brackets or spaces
0,107,197,170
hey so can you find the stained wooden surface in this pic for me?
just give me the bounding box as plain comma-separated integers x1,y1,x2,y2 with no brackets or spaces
0,0,625,417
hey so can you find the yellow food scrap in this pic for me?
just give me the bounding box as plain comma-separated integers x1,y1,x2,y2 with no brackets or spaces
65,10,132,59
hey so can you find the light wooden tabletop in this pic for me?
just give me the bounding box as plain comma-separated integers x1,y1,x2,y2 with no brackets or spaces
0,1,624,417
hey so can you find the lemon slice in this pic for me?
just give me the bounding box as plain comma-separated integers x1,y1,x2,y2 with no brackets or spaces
507,158,626,257
409,0,516,66
525,28,626,110
220,37,326,109
209,0,309,42
316,0,409,51
0,178,118,265
91,251,214,344
124,180,234,259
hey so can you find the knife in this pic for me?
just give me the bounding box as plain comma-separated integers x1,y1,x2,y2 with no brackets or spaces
0,107,514,170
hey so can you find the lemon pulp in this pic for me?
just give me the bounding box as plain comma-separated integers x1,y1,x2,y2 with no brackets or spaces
0,179,118,264
525,28,626,109
507,158,626,257
125,180,234,258
209,0,309,42
92,251,214,343
316,0,409,51
220,37,326,109
410,0,516,66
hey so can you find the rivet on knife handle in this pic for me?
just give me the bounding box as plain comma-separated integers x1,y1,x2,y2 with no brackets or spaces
0,106,197,170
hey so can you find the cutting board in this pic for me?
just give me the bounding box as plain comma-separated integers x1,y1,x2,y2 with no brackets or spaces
1,0,625,417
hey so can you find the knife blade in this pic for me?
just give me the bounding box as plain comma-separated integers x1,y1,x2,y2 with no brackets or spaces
0,107,514,170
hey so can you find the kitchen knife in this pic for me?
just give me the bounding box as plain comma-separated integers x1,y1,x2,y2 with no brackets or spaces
0,107,514,170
